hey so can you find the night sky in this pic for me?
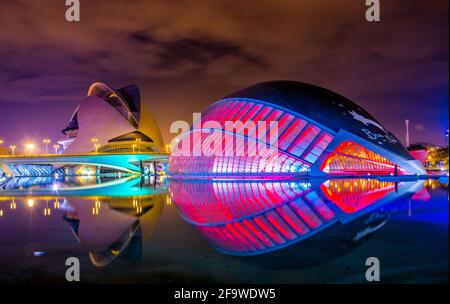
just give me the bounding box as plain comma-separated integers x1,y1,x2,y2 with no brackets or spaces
0,0,448,152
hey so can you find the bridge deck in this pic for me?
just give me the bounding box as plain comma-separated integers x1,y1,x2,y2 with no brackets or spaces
0,152,170,174
0,152,170,159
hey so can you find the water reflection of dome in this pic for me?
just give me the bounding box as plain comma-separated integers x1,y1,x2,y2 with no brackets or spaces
60,82,164,153
169,179,419,256
169,81,425,177
63,195,164,267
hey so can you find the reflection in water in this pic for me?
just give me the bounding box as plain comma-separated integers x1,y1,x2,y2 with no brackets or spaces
63,196,164,267
1,176,61,189
0,175,167,196
0,175,447,282
168,178,423,256
0,176,166,267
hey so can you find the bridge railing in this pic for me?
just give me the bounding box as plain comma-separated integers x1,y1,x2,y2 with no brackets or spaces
0,152,170,159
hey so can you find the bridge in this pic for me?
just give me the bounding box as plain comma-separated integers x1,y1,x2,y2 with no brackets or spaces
0,152,169,176
0,176,168,199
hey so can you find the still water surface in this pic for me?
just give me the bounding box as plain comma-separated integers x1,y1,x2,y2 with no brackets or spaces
0,176,448,283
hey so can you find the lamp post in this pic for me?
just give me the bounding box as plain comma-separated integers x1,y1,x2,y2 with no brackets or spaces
26,143,35,155
44,200,51,216
90,138,98,153
9,145,16,156
43,139,51,154
135,138,141,152
132,143,137,153
94,144,100,153
27,199,34,208
53,144,60,154
405,120,410,148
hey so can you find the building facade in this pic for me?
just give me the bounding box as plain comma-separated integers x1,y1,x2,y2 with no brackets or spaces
169,81,425,177
60,82,164,154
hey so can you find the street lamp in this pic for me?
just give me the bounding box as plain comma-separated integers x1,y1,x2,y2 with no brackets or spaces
94,143,100,153
9,145,16,156
91,137,98,153
132,143,137,153
0,139,4,146
135,138,141,152
53,144,60,154
27,199,34,208
26,143,35,155
43,139,51,154
44,201,51,216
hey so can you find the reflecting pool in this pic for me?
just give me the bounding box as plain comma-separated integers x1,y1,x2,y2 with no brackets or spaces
0,176,448,283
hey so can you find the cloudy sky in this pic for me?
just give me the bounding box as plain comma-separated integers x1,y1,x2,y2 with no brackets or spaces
0,0,448,149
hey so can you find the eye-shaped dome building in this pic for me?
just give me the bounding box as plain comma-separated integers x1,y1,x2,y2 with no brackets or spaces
169,81,425,177
60,82,164,154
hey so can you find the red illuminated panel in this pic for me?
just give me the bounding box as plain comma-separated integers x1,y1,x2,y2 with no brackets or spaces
303,191,335,221
253,215,286,244
321,141,400,175
225,223,257,251
289,198,323,228
228,102,254,122
169,181,306,225
169,100,337,178
302,132,333,163
234,103,264,135
232,222,265,250
245,106,274,139
222,101,245,122
241,104,263,122
201,100,238,123
243,219,275,247
409,149,428,165
259,112,295,146
251,105,273,123
320,179,396,213
279,118,307,150
257,109,283,142
265,210,297,240
168,129,312,176
287,125,321,159
169,180,341,255
276,205,310,235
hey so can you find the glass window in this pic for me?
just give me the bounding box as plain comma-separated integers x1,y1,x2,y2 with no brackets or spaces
278,118,307,151
287,125,320,159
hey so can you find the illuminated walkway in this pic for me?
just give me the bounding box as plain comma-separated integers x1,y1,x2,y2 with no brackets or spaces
0,152,169,175
0,176,167,199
